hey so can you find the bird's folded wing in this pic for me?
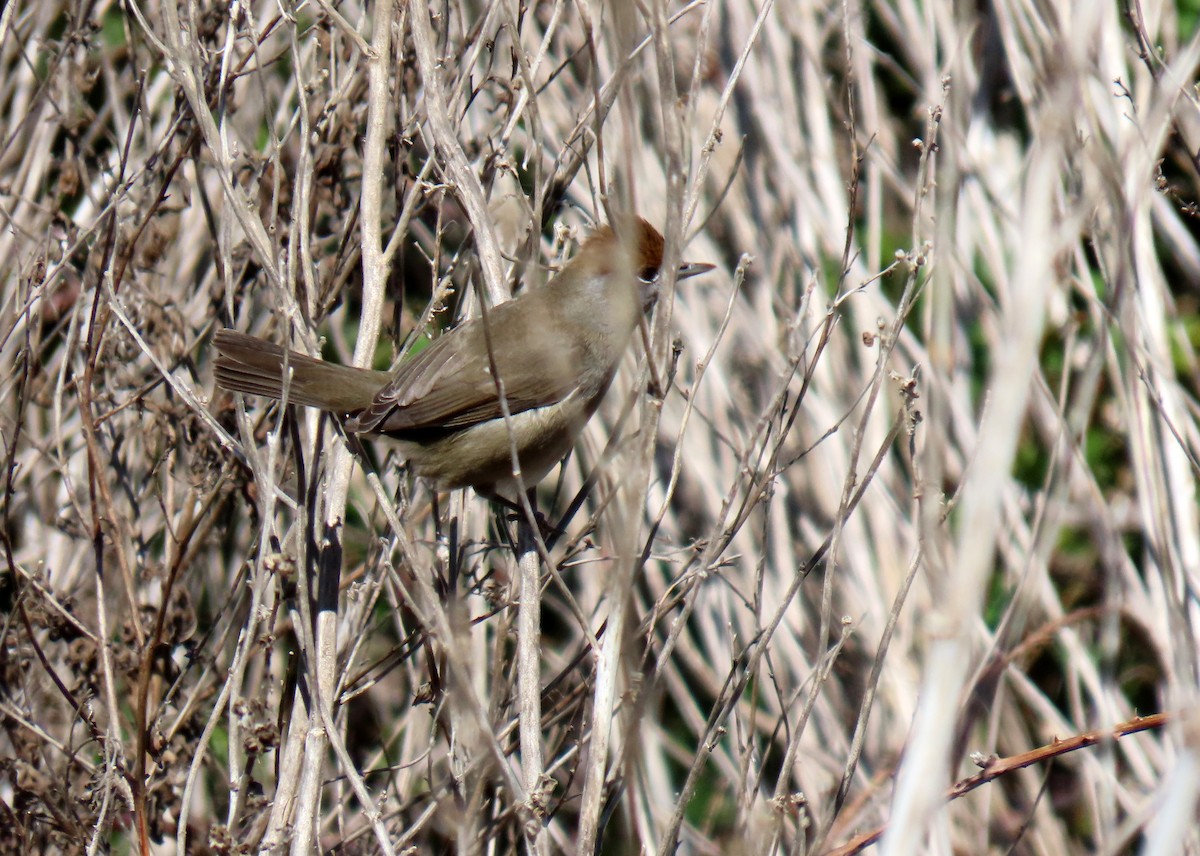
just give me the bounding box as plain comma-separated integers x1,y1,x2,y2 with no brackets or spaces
349,300,581,434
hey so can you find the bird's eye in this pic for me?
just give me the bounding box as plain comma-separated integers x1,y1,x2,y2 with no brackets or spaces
637,265,659,283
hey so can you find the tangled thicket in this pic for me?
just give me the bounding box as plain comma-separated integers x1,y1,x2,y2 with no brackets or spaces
3,1,1200,853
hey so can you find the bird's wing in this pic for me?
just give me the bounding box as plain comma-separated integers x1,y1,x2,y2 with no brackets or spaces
349,297,581,434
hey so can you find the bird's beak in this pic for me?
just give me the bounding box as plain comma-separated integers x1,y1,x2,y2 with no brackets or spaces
676,261,716,281
641,261,716,311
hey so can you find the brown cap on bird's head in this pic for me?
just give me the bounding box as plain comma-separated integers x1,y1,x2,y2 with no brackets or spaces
574,216,712,310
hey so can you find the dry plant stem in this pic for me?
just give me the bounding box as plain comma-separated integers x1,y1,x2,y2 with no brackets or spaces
314,0,375,57
78,113,146,840
665,70,919,851
688,283,831,574
409,0,510,307
153,1,286,297
139,471,227,824
1123,1,1200,177
681,0,773,230
444,0,509,122
408,5,599,837
621,0,697,850
575,6,681,849
825,713,1169,856
288,444,325,855
769,150,879,819
458,227,552,849
811,546,924,854
540,0,707,219
766,349,894,798
955,323,1109,771
637,367,819,835
499,0,558,153
0,695,85,762
224,479,282,836
102,284,240,448
1109,39,1200,853
290,29,320,328
283,3,396,852
771,97,897,840
641,291,834,699
469,269,548,851
363,472,528,793
310,674,399,856
261,20,322,849
496,0,548,243
1141,731,1200,855
183,399,291,849
258,471,308,848
400,25,562,821
574,550,631,856
516,518,546,833
657,412,905,855
78,361,127,856
884,102,1056,856
0,2,13,51
381,155,437,277
644,259,745,561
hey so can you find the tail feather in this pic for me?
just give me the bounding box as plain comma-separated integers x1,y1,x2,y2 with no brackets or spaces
213,329,389,413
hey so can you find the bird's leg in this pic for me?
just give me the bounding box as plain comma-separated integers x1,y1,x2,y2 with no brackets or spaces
487,492,565,544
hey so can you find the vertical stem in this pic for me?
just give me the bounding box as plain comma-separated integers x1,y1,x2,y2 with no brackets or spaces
516,496,547,848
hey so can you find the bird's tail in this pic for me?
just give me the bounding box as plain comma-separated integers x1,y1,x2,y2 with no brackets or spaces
213,329,390,413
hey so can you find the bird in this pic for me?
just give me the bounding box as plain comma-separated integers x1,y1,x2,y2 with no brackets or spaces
213,216,714,498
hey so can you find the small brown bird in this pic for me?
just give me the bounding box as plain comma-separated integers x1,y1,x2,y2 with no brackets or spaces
214,217,713,497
